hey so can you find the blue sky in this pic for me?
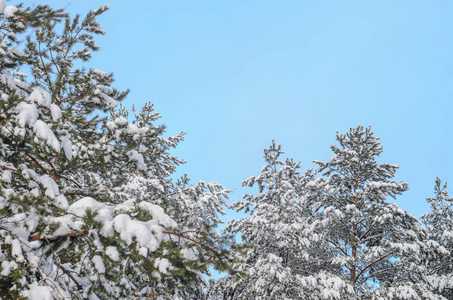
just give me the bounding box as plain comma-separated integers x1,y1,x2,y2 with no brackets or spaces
32,0,452,221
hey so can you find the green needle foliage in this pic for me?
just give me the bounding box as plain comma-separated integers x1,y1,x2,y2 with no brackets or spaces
421,179,453,299
213,127,451,300
1,2,451,300
0,2,235,299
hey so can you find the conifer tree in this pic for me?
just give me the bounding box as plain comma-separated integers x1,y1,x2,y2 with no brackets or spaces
211,141,352,300
307,126,444,299
421,179,453,299
0,2,234,299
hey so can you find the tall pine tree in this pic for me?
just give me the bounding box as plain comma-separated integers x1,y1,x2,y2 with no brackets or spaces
0,2,234,299
421,179,453,299
307,126,444,299
211,141,351,300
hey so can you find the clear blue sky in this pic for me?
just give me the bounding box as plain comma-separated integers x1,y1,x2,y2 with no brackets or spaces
31,0,452,221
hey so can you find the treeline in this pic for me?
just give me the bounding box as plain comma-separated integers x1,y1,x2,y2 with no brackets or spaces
211,131,453,300
0,3,451,299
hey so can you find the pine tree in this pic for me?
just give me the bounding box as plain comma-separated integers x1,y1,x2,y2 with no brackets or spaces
307,126,444,299
421,179,453,299
0,2,234,299
211,141,351,300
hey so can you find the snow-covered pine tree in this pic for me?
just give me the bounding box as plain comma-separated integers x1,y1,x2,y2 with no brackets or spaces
307,126,445,299
210,141,351,300
421,179,453,299
0,2,234,299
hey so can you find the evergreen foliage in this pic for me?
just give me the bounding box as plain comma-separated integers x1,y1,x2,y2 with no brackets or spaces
421,179,453,299
0,2,451,300
304,126,445,299
0,2,234,299
213,127,450,300
210,141,351,299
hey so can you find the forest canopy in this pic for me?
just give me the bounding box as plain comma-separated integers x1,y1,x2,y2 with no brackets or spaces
0,2,451,300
